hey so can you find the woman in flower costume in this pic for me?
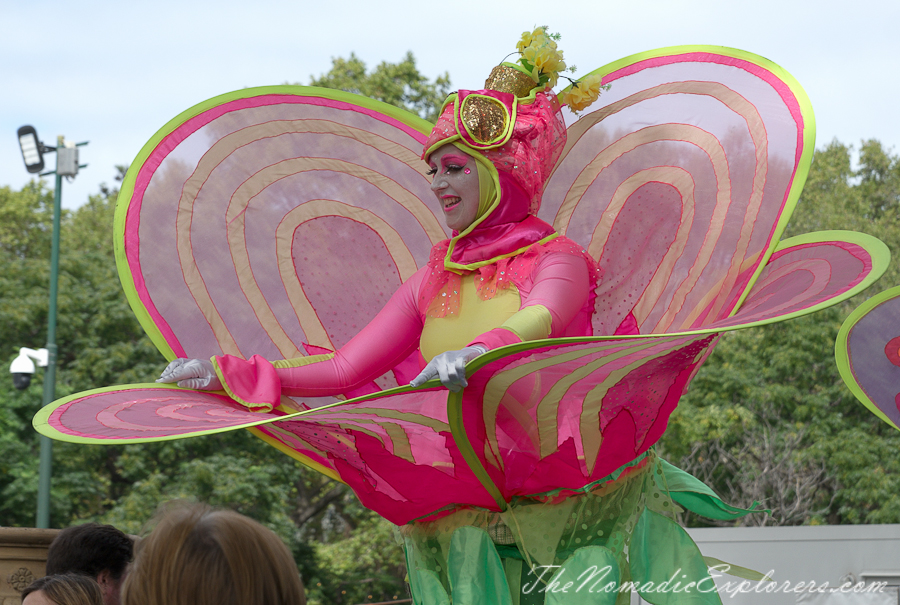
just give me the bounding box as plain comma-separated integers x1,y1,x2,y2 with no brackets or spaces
158,31,606,406
157,33,659,604
35,28,889,605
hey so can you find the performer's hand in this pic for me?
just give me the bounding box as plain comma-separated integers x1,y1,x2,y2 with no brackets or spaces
409,346,486,392
156,358,222,390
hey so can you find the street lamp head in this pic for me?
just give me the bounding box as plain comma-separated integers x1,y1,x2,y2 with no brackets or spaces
17,125,45,174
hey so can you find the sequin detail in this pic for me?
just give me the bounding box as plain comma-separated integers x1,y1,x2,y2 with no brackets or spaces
419,236,601,319
461,95,509,144
484,64,539,98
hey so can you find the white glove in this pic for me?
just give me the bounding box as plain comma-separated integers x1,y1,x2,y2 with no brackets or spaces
156,358,222,390
409,345,487,392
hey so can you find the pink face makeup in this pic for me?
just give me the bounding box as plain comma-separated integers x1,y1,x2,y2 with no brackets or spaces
440,153,471,172
428,145,481,232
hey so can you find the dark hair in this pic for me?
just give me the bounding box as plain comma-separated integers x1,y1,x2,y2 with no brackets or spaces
122,501,306,605
22,573,103,605
46,523,133,580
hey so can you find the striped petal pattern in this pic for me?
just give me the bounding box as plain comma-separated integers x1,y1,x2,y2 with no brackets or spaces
33,48,890,524
116,88,443,394
545,48,815,334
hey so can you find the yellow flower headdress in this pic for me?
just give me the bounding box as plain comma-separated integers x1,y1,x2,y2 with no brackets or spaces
505,26,609,114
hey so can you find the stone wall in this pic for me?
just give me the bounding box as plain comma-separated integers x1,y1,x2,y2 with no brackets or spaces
0,528,59,605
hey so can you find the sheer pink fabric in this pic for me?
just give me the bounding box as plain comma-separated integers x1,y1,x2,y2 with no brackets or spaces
217,89,591,410
215,248,594,410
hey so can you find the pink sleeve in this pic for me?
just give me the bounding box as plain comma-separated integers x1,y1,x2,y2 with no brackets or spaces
215,268,428,409
522,252,591,336
470,252,591,350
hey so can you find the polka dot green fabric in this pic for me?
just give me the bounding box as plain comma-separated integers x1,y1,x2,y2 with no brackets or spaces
401,452,714,605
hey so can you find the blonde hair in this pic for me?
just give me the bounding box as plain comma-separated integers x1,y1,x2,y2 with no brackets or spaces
22,573,103,605
122,502,306,605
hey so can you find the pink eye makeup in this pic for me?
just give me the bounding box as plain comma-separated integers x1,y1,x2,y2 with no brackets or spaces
440,154,470,173
426,147,477,186
441,154,470,167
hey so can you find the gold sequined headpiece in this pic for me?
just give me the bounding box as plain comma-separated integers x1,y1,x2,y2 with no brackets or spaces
453,64,542,146
423,62,545,155
484,63,541,98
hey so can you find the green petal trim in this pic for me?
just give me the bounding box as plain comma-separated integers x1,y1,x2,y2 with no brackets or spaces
630,508,723,605
447,390,508,511
545,546,620,605
556,45,816,314
448,527,513,605
32,383,280,444
661,460,767,520
732,230,890,327
836,284,900,430
115,85,432,360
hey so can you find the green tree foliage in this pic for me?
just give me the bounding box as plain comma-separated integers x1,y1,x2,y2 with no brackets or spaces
0,176,159,527
308,52,451,121
308,517,408,605
661,140,900,526
0,182,54,258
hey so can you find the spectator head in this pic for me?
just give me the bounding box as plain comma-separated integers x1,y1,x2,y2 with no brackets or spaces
122,502,306,605
22,573,103,605
46,523,133,605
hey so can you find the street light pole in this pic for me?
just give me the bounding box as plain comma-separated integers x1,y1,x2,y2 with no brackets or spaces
35,140,66,528
16,127,87,529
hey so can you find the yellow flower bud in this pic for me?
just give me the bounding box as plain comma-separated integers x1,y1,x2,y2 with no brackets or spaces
516,31,533,53
522,46,538,63
562,73,604,113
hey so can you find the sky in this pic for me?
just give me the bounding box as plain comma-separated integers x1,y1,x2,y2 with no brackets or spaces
3,0,899,209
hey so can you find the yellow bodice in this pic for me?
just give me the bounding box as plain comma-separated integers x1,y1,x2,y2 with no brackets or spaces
419,277,521,362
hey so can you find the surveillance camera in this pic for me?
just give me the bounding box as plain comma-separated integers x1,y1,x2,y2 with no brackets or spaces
11,373,32,390
9,348,44,391
10,354,35,391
